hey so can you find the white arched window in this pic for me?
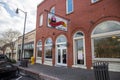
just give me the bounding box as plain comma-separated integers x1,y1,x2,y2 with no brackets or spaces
36,40,42,57
50,7,55,15
91,21,120,59
44,38,53,60
73,31,85,66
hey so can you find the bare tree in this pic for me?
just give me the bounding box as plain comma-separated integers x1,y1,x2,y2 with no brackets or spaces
0,29,21,59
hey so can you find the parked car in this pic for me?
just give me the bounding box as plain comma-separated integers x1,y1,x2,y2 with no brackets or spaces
0,54,19,79
0,54,11,62
0,61,19,79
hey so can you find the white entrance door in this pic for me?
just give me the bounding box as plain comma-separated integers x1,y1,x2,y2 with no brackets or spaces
57,47,67,66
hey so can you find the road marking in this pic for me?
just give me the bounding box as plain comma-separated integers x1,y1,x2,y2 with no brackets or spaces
16,76,22,80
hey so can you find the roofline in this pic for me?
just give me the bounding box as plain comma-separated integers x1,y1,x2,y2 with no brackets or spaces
18,29,35,38
25,29,35,35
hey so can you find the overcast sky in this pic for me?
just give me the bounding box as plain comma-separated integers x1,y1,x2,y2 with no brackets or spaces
0,0,43,34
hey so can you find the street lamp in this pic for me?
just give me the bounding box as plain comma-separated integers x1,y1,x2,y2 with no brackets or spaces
16,8,27,60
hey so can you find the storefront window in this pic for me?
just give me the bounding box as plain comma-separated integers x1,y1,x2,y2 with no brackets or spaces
45,46,52,58
74,32,85,65
37,40,42,57
37,47,42,57
92,21,120,59
94,35,120,58
45,38,52,59
24,42,34,49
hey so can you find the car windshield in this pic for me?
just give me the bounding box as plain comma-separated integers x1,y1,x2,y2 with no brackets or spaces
0,55,5,60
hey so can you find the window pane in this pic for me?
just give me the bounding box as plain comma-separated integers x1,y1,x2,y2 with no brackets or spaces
50,7,55,15
39,14,43,26
37,41,42,46
45,46,52,59
94,35,120,58
58,49,61,63
74,32,83,38
24,51,33,59
57,36,66,43
37,47,42,57
67,0,73,13
63,49,66,64
46,38,52,44
75,39,84,64
37,40,42,57
91,0,99,3
93,21,120,34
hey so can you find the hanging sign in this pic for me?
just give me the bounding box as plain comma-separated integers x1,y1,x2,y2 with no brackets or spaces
47,13,68,31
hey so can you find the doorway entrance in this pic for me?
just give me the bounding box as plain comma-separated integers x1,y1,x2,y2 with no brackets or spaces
57,46,67,65
56,35,67,66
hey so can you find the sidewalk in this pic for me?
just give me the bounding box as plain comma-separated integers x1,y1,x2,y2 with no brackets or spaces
18,63,120,80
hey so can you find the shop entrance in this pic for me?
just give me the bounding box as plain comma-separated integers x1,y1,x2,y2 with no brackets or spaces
57,46,67,65
56,35,67,66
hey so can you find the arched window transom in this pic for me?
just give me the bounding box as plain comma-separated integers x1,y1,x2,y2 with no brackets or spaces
93,21,120,34
56,35,67,43
74,32,83,38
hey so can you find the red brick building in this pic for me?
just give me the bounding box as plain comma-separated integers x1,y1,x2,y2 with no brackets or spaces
35,0,120,71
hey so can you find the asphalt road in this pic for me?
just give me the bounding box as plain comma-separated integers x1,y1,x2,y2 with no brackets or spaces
10,72,37,80
12,76,36,80
11,75,36,80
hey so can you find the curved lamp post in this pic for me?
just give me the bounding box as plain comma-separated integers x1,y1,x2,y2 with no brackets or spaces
16,8,27,60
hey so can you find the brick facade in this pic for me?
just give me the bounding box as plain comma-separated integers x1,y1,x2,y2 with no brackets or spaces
35,0,120,70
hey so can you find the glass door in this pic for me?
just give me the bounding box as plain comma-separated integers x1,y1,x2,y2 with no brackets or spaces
57,47,67,65
58,49,61,64
62,48,67,64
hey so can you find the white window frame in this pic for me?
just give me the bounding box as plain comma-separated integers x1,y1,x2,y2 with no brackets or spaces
36,40,42,63
91,21,120,62
36,41,42,58
44,38,53,61
91,0,100,3
73,31,86,69
44,44,52,61
55,35,67,66
66,0,74,14
39,14,43,26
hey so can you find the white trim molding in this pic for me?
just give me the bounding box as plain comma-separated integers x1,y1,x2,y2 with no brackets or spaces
73,31,86,68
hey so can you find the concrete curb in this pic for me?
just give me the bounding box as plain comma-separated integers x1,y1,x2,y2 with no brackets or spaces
18,67,60,80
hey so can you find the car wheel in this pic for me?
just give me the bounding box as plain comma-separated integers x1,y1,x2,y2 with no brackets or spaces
15,68,20,77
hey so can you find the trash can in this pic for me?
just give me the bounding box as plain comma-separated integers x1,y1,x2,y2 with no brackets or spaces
20,59,28,67
93,61,110,80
